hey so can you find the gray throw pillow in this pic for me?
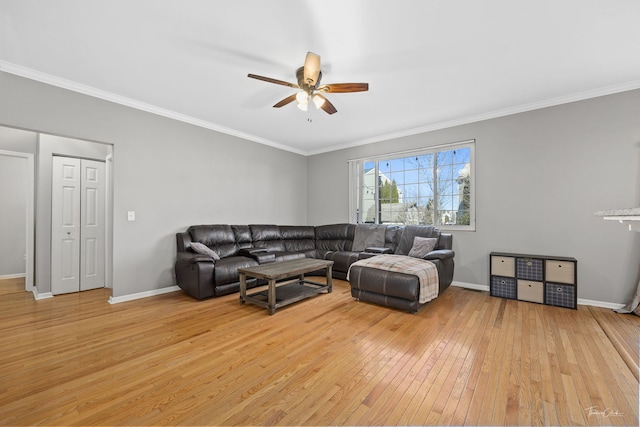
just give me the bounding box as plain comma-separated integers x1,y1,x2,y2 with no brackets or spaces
190,242,220,260
395,225,439,255
407,236,438,258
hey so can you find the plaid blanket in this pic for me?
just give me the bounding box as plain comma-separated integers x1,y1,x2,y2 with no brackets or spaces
347,254,439,303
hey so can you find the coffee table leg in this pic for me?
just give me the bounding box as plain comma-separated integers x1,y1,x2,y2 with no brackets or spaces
268,278,276,315
239,272,246,304
327,265,333,293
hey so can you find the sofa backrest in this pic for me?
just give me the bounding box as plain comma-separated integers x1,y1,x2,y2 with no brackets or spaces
179,223,451,257
249,224,285,251
384,225,401,252
188,225,238,258
437,233,453,250
314,224,354,251
394,225,442,256
280,226,316,254
231,225,253,251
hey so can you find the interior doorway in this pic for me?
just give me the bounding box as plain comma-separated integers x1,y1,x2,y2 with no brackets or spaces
0,128,113,300
51,156,106,295
0,149,34,293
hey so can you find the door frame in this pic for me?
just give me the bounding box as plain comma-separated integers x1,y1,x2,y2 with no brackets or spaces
51,155,107,295
105,153,113,289
0,149,34,292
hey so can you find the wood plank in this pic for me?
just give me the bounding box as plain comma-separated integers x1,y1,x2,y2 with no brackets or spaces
0,277,25,295
0,280,637,425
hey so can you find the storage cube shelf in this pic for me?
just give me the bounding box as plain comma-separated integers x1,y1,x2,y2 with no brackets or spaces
489,252,577,309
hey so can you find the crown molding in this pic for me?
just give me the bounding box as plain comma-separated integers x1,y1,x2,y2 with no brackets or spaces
0,60,308,156
3,60,638,157
307,80,640,155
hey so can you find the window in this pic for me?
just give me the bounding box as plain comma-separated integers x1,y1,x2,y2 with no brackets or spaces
349,140,475,230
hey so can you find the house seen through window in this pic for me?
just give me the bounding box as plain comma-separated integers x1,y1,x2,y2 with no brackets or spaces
349,140,475,230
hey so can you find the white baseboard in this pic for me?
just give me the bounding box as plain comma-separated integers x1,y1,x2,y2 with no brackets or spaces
108,285,181,304
451,281,625,310
32,287,53,300
577,298,624,310
0,273,26,279
451,281,489,292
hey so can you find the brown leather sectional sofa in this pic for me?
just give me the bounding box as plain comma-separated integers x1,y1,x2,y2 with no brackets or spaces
175,224,455,306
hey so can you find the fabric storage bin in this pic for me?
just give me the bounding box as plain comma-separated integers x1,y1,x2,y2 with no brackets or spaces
491,256,515,277
545,283,576,309
517,280,544,303
545,260,575,284
490,276,516,299
516,257,543,281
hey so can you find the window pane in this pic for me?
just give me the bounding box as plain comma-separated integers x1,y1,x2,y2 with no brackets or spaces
354,142,473,229
378,160,391,174
362,162,376,223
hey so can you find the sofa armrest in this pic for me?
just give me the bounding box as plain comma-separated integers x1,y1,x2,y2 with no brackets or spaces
238,248,268,256
176,251,216,265
175,252,216,300
364,246,393,254
238,248,275,264
423,249,455,261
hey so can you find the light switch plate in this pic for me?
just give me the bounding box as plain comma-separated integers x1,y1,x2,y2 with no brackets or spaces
127,211,135,221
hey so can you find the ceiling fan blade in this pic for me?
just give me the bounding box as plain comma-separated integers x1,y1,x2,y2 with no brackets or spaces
315,94,337,115
319,83,369,93
303,52,321,87
247,74,299,89
273,94,297,108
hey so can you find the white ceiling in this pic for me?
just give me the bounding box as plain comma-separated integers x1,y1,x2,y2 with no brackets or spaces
1,0,639,155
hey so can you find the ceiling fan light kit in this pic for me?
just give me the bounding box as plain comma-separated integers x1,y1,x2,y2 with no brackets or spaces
302,52,321,87
248,51,369,115
312,94,325,108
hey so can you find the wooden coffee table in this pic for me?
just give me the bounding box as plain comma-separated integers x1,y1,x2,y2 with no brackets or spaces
238,258,334,315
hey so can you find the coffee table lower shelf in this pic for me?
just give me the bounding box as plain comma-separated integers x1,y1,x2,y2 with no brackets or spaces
243,279,329,314
238,258,334,315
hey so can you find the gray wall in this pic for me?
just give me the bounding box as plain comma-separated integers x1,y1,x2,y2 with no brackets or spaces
0,126,37,153
308,90,640,304
0,72,308,297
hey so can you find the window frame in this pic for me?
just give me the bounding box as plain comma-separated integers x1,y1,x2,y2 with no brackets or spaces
348,139,476,231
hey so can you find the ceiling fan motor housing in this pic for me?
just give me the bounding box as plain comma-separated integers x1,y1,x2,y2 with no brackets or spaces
296,66,322,93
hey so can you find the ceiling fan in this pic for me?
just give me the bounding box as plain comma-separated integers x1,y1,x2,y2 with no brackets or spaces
248,52,369,115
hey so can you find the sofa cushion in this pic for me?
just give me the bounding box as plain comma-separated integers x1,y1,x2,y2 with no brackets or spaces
324,251,361,273
232,225,253,250
281,225,316,252
384,225,401,252
250,225,286,251
407,236,438,258
188,225,238,258
214,256,258,286
190,242,220,260
395,225,441,256
315,224,352,251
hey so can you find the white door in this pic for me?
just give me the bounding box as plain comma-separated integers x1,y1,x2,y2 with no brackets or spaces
51,157,81,294
80,159,105,291
51,157,105,295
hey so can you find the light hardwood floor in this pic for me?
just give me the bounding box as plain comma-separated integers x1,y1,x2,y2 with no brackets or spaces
0,278,637,426
0,277,25,296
